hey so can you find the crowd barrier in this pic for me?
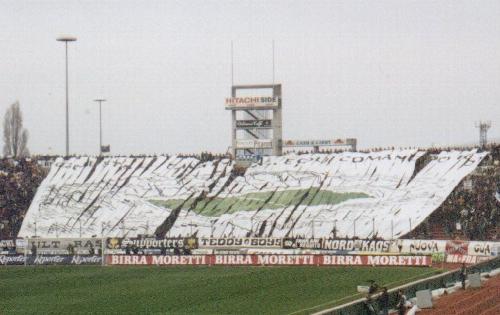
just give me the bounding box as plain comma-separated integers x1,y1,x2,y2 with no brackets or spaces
316,256,500,315
1,254,431,267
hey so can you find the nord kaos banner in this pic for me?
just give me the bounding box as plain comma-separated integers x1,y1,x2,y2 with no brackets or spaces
282,238,393,252
106,254,432,266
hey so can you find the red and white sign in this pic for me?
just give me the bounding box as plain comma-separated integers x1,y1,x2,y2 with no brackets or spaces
445,254,493,265
106,254,432,266
445,240,469,255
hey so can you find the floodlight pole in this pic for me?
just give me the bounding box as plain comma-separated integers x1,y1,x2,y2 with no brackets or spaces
94,99,106,155
353,218,357,238
372,217,375,237
57,36,77,156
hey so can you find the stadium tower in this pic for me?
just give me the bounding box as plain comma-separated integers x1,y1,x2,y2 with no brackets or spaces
475,121,491,148
225,84,283,161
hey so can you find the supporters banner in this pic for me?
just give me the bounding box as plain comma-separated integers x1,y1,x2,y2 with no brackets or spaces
27,238,103,255
106,237,198,250
198,237,282,248
394,240,447,254
467,241,500,256
282,238,393,252
0,240,15,248
394,239,499,256
445,240,469,255
106,254,431,266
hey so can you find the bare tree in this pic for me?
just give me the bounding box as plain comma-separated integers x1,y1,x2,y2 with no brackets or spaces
3,101,29,157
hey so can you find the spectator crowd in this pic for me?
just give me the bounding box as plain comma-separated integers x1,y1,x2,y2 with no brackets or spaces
0,158,46,239
0,144,498,241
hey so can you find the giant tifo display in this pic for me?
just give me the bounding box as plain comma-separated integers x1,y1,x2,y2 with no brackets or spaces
18,149,487,239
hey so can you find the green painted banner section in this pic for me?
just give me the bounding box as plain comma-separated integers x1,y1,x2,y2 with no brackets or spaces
150,189,370,216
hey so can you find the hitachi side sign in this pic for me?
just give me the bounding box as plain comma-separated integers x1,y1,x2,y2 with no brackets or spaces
225,96,279,109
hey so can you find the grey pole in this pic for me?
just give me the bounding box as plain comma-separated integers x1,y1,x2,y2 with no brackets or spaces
94,99,106,155
250,217,254,236
57,36,77,156
372,217,375,237
65,42,69,156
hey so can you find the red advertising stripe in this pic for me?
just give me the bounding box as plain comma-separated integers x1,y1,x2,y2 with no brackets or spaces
106,254,432,266
321,255,431,266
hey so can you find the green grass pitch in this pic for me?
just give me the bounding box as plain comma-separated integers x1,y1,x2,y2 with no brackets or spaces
0,265,441,314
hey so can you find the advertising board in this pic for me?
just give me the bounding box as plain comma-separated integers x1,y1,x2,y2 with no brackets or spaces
225,96,279,109
0,254,103,265
283,139,356,147
236,120,272,129
106,254,432,266
235,139,273,149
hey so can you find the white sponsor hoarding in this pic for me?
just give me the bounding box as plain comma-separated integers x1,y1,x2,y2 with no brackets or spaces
236,139,273,149
225,96,279,109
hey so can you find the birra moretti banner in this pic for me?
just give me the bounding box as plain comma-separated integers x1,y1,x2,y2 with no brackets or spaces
107,254,431,266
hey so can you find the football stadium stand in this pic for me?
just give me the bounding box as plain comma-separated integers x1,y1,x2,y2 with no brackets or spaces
7,146,496,241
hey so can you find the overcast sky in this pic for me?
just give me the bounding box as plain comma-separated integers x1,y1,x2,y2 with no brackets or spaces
1,0,499,156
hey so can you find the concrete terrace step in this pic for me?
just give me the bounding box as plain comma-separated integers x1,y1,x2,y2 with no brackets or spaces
456,289,499,315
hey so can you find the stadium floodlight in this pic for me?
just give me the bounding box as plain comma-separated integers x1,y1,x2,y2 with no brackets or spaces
94,99,107,155
56,35,77,156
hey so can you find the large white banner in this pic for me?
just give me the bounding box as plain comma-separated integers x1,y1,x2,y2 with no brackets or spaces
18,150,487,240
